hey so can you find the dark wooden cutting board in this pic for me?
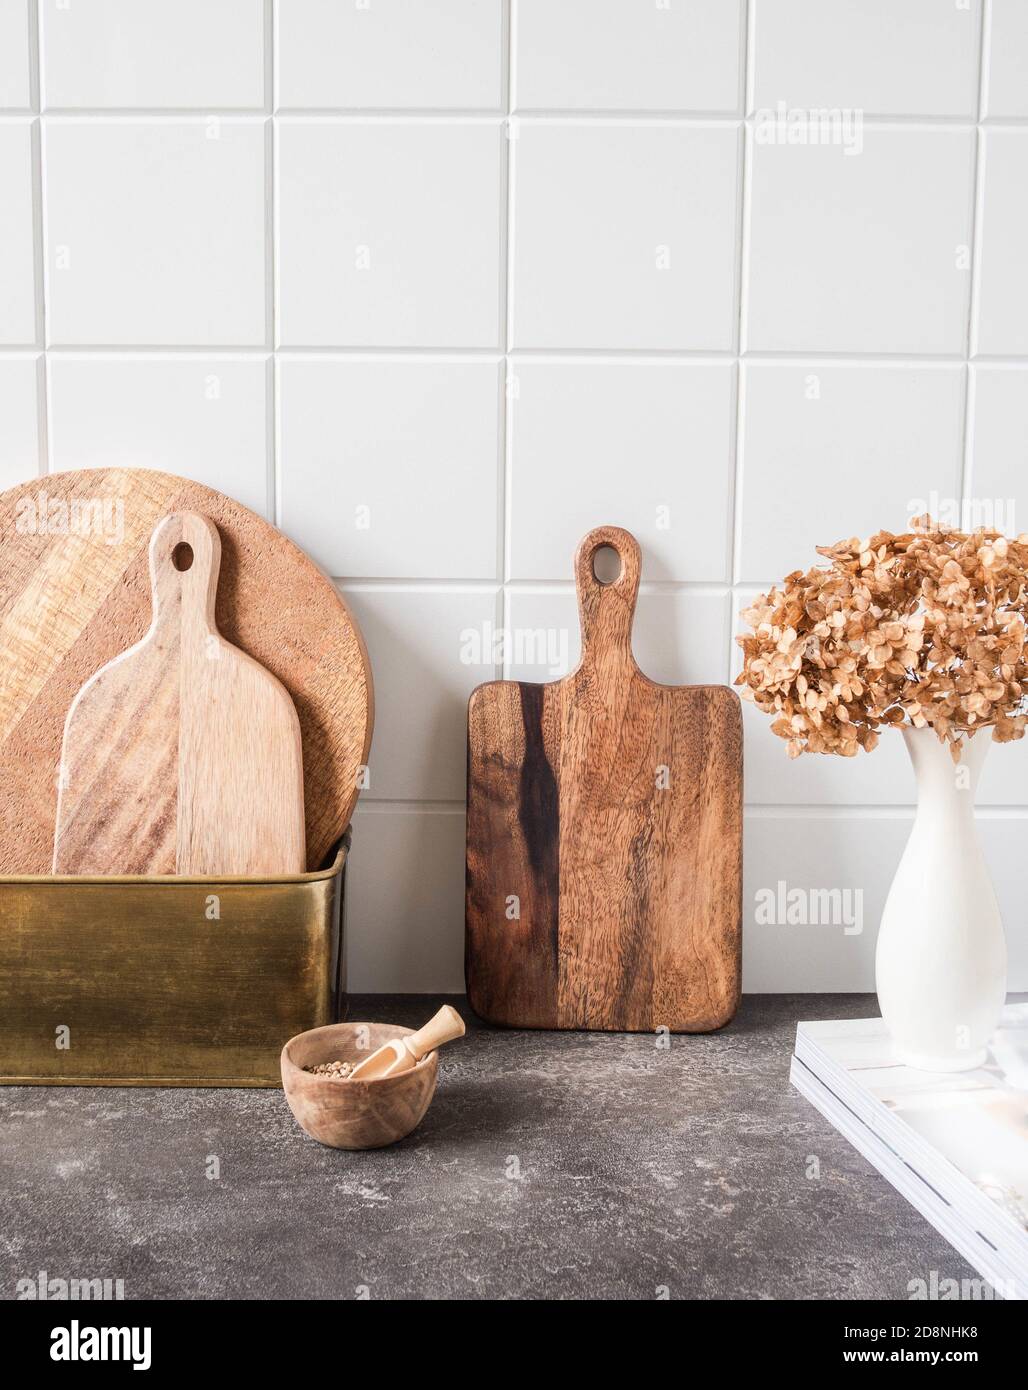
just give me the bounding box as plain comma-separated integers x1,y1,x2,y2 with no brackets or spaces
466,526,742,1033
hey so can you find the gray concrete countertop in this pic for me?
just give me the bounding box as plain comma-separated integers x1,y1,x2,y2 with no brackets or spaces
0,994,974,1301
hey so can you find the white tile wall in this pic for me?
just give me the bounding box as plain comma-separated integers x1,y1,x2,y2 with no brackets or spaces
40,0,267,110
276,118,503,348
278,356,502,577
973,130,1028,357
745,129,975,354
514,0,744,114
983,0,1028,119
0,0,32,110
743,811,900,992
341,585,501,804
751,0,981,118
507,360,735,582
2,2,1026,993
511,121,741,349
969,366,1028,514
43,118,267,346
0,120,37,344
737,363,965,583
0,353,41,487
47,354,271,515
276,0,505,111
745,810,1028,993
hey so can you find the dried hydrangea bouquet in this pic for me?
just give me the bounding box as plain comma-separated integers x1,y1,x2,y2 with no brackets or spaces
737,518,1028,1072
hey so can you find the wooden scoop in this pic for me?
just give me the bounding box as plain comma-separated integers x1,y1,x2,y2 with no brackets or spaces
348,1005,465,1081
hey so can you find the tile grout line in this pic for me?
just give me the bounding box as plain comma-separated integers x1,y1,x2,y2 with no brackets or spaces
13,112,1011,129
500,0,516,675
33,108,277,120
336,578,732,593
26,0,40,114
727,0,754,656
494,0,512,635
4,344,1028,363
962,0,991,508
266,0,277,524
29,0,49,476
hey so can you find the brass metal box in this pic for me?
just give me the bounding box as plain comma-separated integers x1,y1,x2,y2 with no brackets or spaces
0,840,347,1087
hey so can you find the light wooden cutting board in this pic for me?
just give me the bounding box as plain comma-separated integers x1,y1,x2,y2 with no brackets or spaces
53,512,306,876
466,526,742,1033
0,468,372,873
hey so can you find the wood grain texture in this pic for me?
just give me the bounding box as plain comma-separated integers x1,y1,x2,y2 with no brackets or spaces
466,526,742,1033
0,468,373,873
53,513,306,876
348,1003,465,1079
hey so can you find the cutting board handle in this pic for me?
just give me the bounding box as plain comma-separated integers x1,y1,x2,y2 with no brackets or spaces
574,525,642,670
149,511,221,639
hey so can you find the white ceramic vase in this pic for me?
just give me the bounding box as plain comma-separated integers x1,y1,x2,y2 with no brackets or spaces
875,725,1007,1072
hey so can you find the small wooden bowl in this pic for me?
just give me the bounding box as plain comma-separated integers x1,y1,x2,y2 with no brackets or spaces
281,1021,438,1150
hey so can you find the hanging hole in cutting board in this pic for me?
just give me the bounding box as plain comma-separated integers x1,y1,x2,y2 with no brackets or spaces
172,542,194,572
592,544,621,586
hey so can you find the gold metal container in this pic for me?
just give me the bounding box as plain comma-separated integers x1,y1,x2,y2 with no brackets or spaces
0,838,347,1087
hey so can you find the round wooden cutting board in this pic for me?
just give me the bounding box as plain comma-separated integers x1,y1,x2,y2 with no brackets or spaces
0,468,373,874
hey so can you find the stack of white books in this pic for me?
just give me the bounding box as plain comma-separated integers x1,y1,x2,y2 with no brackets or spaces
790,1004,1027,1300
